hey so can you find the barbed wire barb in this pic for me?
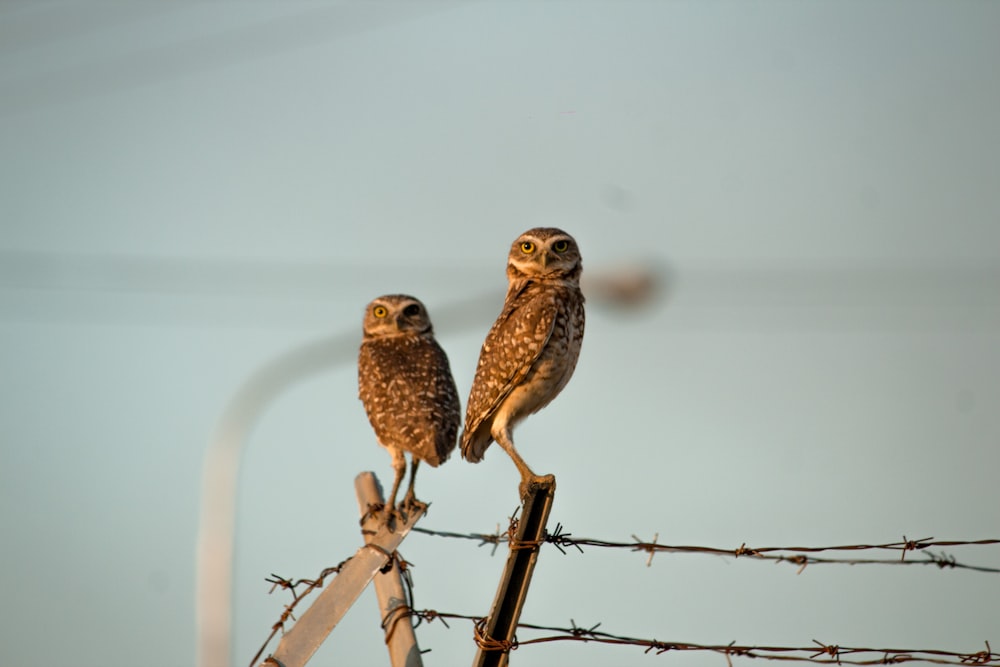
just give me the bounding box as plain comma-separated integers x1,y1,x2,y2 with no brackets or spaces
631,532,659,567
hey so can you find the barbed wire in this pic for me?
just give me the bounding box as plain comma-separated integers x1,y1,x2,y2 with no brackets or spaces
400,609,998,666
250,521,1000,665
411,522,1000,574
252,555,999,667
247,557,353,667
252,570,1000,667
249,547,417,667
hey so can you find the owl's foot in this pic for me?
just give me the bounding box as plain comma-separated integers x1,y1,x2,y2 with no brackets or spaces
399,493,428,521
379,505,400,532
518,473,556,501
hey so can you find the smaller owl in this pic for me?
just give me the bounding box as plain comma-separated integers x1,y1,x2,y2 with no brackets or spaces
358,295,460,524
460,228,585,499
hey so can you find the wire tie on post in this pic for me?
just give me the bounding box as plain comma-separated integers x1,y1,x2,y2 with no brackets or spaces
505,507,521,545
510,535,543,551
380,603,412,644
473,616,518,652
365,542,394,571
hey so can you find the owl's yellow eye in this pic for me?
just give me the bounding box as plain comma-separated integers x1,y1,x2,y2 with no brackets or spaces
373,306,388,318
520,241,535,254
552,239,570,253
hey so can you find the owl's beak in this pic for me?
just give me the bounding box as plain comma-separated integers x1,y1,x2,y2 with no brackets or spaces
539,251,549,269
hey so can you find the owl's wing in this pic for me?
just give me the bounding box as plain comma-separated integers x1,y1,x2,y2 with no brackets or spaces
426,339,462,465
463,286,559,441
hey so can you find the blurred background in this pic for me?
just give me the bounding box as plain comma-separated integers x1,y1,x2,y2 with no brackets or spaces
1,2,998,666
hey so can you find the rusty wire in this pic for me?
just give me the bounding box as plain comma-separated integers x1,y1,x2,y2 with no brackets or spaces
398,610,998,666
249,548,418,666
378,549,417,645
252,575,1000,667
473,616,518,652
251,520,999,664
247,558,353,667
252,553,999,666
410,524,1000,574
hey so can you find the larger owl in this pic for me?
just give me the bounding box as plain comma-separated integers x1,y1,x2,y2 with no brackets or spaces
460,228,585,498
358,294,460,523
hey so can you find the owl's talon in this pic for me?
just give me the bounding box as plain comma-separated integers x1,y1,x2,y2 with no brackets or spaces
380,506,399,532
399,495,428,520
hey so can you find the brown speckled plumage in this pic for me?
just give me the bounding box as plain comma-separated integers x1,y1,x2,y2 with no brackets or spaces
460,228,585,494
358,295,460,515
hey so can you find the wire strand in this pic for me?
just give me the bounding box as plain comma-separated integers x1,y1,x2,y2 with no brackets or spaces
250,527,1000,664
411,525,1000,574
402,610,998,666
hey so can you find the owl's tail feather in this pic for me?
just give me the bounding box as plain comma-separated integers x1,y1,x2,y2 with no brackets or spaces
460,428,491,463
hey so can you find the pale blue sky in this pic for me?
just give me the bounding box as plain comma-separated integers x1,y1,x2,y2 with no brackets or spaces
1,2,998,666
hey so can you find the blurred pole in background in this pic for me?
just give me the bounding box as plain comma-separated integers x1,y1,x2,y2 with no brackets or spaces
195,332,357,667
194,265,664,667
